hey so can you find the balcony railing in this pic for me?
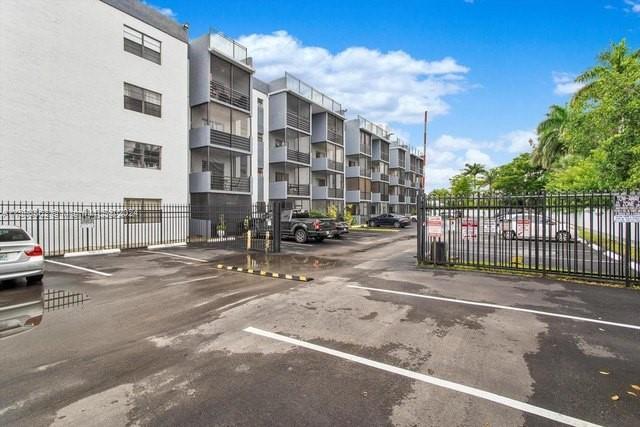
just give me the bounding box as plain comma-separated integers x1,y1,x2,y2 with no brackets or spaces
358,115,388,139
287,149,310,164
328,188,344,198
286,112,311,133
211,175,250,193
380,194,389,202
398,195,405,202
327,129,343,145
360,144,372,155
209,29,249,65
210,129,250,151
284,73,343,114
360,191,371,200
288,183,310,196
380,173,389,181
210,80,250,111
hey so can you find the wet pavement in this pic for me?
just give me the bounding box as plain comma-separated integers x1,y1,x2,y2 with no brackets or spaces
1,225,639,426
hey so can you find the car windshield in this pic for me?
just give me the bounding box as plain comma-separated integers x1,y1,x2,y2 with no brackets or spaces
0,228,31,242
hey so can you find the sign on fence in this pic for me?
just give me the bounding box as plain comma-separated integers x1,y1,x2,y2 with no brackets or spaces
427,216,443,239
516,217,530,238
461,218,477,239
614,194,640,223
80,214,95,229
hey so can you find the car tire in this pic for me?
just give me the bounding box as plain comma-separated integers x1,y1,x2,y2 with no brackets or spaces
294,228,308,243
556,231,570,242
26,274,43,285
394,221,401,228
502,230,516,240
368,220,376,227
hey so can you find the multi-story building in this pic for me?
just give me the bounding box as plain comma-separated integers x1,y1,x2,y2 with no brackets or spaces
267,73,345,212
188,30,254,211
252,78,270,208
1,0,189,204
369,119,391,217
389,137,409,215
344,117,374,224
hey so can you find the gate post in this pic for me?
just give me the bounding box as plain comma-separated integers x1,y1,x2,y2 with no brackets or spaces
625,222,632,287
417,193,424,263
272,202,281,253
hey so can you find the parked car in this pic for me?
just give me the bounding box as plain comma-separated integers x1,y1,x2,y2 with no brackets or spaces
0,226,44,284
333,221,349,238
280,210,338,243
409,214,417,223
498,214,571,241
368,213,411,228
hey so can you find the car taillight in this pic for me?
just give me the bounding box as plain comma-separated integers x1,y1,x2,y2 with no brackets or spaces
25,315,43,326
314,220,321,231
25,245,43,257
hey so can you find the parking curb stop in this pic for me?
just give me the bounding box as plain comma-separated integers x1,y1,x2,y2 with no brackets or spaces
216,264,312,282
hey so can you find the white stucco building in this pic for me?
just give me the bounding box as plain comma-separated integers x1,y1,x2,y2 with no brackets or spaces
0,0,190,204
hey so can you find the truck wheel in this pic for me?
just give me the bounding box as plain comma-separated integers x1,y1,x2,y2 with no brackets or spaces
295,228,308,243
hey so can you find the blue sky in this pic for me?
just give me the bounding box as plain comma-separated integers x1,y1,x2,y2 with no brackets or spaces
148,0,640,188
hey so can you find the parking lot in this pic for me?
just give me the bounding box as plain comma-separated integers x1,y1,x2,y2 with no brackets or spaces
1,225,639,426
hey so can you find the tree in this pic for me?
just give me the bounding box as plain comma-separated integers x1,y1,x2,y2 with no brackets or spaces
479,168,499,192
462,163,487,191
493,153,546,194
429,188,450,198
450,174,473,196
531,105,569,170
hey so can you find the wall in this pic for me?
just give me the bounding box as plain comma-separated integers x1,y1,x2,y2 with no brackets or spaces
0,0,189,203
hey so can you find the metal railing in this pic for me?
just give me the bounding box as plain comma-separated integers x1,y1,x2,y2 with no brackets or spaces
284,73,343,114
417,191,640,286
286,111,311,133
209,28,249,65
211,175,250,192
287,184,310,196
210,129,251,151
328,188,344,198
357,115,388,139
287,149,310,164
210,80,250,111
327,129,343,145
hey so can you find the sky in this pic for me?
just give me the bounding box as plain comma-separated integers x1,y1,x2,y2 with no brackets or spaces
146,0,640,189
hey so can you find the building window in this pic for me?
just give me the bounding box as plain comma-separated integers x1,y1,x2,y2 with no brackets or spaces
124,141,161,169
123,26,161,64
123,198,161,224
124,83,161,117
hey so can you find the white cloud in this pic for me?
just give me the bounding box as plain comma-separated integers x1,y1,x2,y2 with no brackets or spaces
425,130,535,189
552,71,585,96
142,1,176,18
238,31,469,124
624,0,640,13
464,0,475,4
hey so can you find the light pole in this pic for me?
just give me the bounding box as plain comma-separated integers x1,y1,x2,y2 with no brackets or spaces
422,111,428,194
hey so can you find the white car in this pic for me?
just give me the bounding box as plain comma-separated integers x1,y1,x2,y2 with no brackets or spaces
498,214,571,241
0,226,44,284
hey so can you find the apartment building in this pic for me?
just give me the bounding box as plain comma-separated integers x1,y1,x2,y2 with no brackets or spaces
267,73,345,212
1,0,189,204
188,30,255,211
344,117,374,224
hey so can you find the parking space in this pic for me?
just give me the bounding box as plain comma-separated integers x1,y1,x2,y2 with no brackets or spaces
1,226,639,426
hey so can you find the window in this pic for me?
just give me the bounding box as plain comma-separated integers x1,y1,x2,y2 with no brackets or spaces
211,55,250,110
123,198,161,224
124,83,161,117
124,26,161,64
124,141,161,169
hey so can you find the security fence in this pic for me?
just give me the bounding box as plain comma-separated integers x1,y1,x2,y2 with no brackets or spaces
416,192,640,286
0,201,280,256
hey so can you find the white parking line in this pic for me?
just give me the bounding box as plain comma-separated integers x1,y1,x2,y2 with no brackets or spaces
347,285,640,331
45,259,112,277
140,250,208,263
165,275,218,287
216,295,259,312
244,327,601,427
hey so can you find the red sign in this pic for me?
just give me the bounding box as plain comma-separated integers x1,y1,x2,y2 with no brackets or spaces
461,218,477,239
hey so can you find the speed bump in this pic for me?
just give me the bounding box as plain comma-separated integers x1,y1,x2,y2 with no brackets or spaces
215,263,312,282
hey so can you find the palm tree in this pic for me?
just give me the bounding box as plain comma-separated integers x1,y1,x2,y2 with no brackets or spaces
574,39,640,103
532,104,569,170
480,168,498,192
462,163,487,191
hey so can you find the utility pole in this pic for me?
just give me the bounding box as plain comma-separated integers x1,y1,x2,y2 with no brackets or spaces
423,110,428,194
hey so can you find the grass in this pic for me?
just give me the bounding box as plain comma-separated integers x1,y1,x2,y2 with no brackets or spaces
577,227,638,262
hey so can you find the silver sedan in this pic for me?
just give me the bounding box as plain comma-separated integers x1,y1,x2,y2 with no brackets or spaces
0,225,44,284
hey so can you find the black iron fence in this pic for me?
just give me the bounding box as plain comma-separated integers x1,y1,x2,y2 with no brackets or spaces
1,201,280,256
417,191,640,286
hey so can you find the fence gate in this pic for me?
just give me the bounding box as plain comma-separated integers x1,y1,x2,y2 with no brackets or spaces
189,202,280,253
417,192,640,286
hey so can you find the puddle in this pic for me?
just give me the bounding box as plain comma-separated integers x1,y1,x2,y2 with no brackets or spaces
217,253,345,274
1,282,88,339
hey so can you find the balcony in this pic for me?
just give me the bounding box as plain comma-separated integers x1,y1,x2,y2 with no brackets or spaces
371,171,389,182
211,175,250,193
327,129,344,145
273,73,343,114
358,115,387,139
286,112,311,133
208,29,250,66
389,195,399,204
346,166,371,178
210,80,250,111
312,186,344,199
270,146,310,165
359,144,372,156
190,127,250,152
288,183,310,196
312,157,344,172
390,176,405,186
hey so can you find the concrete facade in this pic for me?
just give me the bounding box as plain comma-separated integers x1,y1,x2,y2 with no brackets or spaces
0,0,189,203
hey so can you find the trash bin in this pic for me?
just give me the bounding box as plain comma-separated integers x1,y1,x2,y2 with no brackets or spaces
430,241,447,265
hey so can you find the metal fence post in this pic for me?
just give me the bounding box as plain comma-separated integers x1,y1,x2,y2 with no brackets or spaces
273,202,281,253
625,222,631,287
417,193,424,263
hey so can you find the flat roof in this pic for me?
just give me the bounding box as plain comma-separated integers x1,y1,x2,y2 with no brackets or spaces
101,0,188,43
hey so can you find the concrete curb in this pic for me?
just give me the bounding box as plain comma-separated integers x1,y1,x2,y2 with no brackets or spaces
147,242,187,250
215,264,312,282
63,249,120,258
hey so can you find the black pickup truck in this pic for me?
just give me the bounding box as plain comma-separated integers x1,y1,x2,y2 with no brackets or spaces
280,210,337,243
